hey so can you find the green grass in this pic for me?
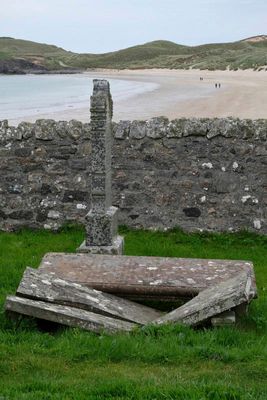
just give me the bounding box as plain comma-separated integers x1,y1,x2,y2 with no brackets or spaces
0,226,266,399
1,36,267,71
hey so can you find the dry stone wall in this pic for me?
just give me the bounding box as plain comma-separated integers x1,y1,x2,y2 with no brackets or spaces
0,119,91,231
0,117,266,233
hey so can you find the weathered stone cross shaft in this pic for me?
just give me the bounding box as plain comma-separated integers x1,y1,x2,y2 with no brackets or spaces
78,79,123,254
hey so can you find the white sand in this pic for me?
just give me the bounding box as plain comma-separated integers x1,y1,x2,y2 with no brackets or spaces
91,69,267,121
8,69,267,123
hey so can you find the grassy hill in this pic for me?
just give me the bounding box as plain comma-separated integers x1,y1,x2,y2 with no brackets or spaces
1,36,267,73
0,37,77,73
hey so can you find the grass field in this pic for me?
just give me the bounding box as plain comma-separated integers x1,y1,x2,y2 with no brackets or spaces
0,226,266,399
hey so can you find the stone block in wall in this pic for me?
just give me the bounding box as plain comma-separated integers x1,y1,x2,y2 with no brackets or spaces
5,126,22,141
62,203,88,221
207,118,240,139
67,120,83,140
82,123,91,140
183,118,209,137
5,177,24,194
69,159,87,170
8,210,33,220
20,161,45,174
30,182,52,196
183,207,201,218
129,121,147,139
45,145,77,160
113,121,131,139
118,191,139,211
0,210,7,220
34,146,47,160
0,120,8,131
146,117,168,139
239,119,257,140
34,120,56,141
62,190,88,203
162,137,180,148
40,183,52,196
71,174,88,190
254,145,267,157
166,119,184,138
55,121,69,138
212,172,238,194
14,147,32,158
36,209,48,223
47,210,61,220
17,122,34,139
252,119,267,141
0,120,8,144
44,161,68,176
79,142,91,156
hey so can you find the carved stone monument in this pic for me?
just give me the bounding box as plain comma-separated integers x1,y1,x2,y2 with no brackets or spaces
78,79,124,254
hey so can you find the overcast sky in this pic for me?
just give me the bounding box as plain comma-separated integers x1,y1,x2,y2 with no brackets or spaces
0,0,266,53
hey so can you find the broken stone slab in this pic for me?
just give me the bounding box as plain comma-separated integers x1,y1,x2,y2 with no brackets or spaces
39,253,257,301
5,295,136,334
16,267,163,325
153,271,256,327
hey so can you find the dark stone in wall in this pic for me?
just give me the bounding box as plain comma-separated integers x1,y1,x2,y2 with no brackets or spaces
69,159,87,170
183,208,201,218
0,117,266,233
40,184,52,195
14,147,32,157
9,210,33,220
36,210,48,222
63,190,88,203
22,162,44,173
0,210,7,220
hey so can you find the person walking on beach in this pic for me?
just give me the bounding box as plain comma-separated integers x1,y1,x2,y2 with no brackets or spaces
215,83,217,88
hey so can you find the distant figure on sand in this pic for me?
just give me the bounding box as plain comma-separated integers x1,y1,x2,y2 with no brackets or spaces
219,83,221,88
215,83,217,88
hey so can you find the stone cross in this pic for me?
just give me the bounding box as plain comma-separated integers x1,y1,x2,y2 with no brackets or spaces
78,79,124,254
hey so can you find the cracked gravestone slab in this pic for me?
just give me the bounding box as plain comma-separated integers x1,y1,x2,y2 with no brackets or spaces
153,271,256,327
5,295,136,334
38,253,257,301
5,253,257,332
16,267,163,325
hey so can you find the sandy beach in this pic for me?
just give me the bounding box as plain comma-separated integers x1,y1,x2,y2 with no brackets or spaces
86,69,267,121
5,69,267,124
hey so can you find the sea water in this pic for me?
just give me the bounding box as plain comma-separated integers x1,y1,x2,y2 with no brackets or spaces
0,74,159,123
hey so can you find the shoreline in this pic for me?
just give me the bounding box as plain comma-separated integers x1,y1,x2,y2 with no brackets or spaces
3,68,267,124
1,67,267,76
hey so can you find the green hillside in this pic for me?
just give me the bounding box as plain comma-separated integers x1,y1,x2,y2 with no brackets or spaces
0,37,73,71
1,36,267,73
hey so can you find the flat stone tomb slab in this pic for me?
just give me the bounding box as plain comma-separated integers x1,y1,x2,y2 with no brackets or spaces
39,253,257,300
16,267,163,324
